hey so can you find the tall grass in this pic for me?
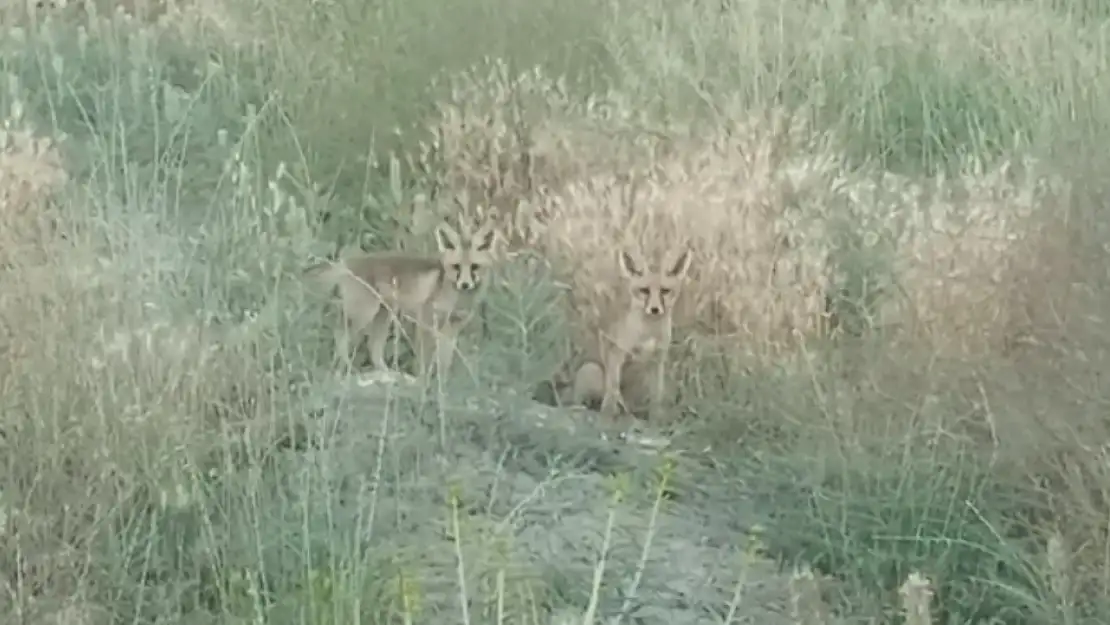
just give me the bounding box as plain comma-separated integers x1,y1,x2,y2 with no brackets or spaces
2,0,1110,623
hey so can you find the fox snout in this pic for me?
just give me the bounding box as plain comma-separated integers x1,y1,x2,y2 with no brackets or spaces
452,263,481,291
637,287,671,317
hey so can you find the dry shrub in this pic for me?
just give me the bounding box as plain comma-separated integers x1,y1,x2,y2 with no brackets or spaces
0,114,66,404
534,116,1068,369
541,130,1071,366
419,62,1069,372
535,109,845,367
408,59,658,252
0,114,67,266
865,158,1070,358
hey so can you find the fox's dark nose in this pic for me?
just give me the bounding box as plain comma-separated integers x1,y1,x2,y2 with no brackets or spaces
647,305,662,315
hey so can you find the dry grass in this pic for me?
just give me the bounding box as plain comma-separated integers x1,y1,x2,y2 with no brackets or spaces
401,59,642,252
0,115,271,621
0,115,66,265
409,1,1110,618
428,85,1071,365
872,158,1072,357
532,110,835,354
4,0,1110,622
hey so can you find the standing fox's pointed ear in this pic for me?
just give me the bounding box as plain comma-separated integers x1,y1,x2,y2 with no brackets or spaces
666,249,692,278
471,220,497,252
618,249,644,278
435,222,463,251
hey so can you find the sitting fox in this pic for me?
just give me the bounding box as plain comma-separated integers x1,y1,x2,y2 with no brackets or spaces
545,245,692,422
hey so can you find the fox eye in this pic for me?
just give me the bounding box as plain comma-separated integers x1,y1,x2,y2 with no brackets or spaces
470,264,480,273
637,287,651,297
452,263,462,272
660,288,672,296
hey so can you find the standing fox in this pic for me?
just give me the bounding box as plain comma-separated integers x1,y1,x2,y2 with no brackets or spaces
565,246,693,421
305,218,498,377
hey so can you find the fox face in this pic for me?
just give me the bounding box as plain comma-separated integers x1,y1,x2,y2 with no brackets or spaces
435,220,497,292
618,248,693,318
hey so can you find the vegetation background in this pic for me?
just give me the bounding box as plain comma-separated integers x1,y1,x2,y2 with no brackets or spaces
1,0,1109,623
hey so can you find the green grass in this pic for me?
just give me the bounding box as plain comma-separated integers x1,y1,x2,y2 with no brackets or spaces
3,0,1110,623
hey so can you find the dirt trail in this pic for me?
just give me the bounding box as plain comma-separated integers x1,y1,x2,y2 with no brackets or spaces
288,370,830,624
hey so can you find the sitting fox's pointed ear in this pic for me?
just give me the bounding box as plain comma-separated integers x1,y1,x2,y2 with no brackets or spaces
666,249,692,278
435,222,463,251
